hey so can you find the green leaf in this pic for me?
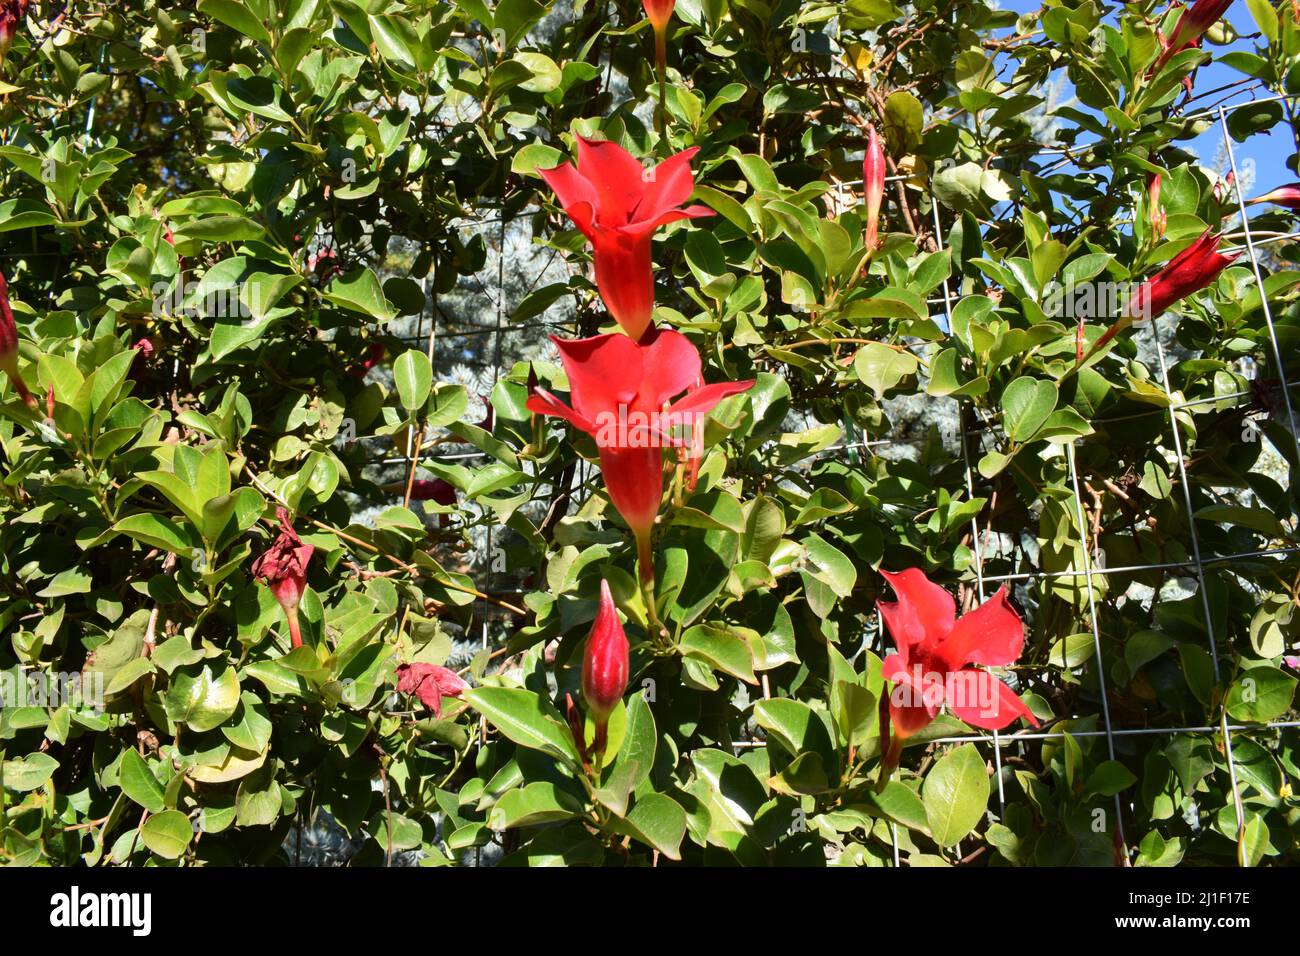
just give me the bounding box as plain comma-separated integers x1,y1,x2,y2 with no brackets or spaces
1085,760,1138,797
394,349,433,412
463,687,582,768
1001,376,1058,442
119,747,166,813
679,624,758,684
613,793,687,860
922,743,988,846
1226,667,1296,723
322,268,396,321
854,343,918,398
198,0,272,45
139,810,193,860
488,782,582,829
1,753,59,792
164,664,241,732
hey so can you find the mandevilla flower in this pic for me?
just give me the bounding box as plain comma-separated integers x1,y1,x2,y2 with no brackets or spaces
877,569,1038,782
525,329,753,583
1161,0,1231,61
581,580,630,755
0,270,35,408
643,0,676,80
863,123,886,252
1247,183,1300,211
0,0,28,61
539,137,714,342
251,506,315,649
396,663,468,718
1086,229,1235,359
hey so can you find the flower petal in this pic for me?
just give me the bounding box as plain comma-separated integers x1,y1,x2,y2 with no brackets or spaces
945,669,1038,731
526,385,597,435
638,328,703,409
877,568,956,660
664,379,754,419
935,586,1025,670
552,333,642,423
576,135,648,226
618,204,716,239
538,162,600,239
633,147,700,223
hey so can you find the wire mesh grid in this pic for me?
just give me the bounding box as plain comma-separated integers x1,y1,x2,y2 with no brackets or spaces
367,83,1300,865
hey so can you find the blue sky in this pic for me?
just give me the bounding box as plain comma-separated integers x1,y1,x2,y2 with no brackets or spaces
997,0,1293,194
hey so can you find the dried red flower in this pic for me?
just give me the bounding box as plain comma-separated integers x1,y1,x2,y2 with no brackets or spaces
396,663,468,718
251,506,315,649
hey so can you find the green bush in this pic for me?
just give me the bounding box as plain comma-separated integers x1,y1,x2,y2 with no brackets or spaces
1,0,1298,867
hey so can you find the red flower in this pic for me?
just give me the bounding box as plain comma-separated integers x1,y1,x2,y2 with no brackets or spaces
396,663,468,718
879,569,1038,740
409,478,457,505
0,0,29,60
1086,229,1235,360
1153,0,1231,72
582,580,630,721
1122,228,1235,322
539,137,713,342
525,329,753,580
251,506,315,649
0,269,35,408
642,0,675,32
1247,183,1300,211
863,124,886,252
346,341,385,379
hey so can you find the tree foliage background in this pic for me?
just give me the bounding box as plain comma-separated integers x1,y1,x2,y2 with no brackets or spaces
2,0,1300,867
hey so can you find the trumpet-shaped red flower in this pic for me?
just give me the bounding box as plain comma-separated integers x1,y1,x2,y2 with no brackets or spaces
526,329,752,579
539,137,713,342
642,0,675,32
0,270,35,408
1121,228,1235,322
1085,229,1235,360
1166,0,1231,53
1247,183,1300,211
251,506,315,649
879,569,1038,740
582,580,630,723
396,663,468,718
863,124,886,252
642,0,676,73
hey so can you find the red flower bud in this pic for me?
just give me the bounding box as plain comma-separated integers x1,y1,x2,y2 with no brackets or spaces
251,506,315,648
581,580,630,723
0,269,36,408
1152,0,1231,72
863,124,887,252
396,663,468,718
1121,228,1235,322
642,0,675,32
1247,183,1300,211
